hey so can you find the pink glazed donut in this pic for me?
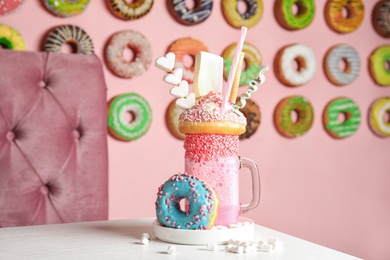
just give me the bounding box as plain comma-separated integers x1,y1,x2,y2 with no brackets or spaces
0,0,25,15
105,30,152,78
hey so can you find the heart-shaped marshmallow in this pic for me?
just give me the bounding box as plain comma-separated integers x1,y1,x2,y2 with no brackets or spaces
170,80,189,98
155,52,175,72
164,68,183,85
176,92,195,110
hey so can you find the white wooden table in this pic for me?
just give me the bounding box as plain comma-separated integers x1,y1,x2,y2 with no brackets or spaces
0,218,361,260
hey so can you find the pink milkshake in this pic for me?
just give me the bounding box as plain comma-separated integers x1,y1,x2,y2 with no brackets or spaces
179,92,260,226
154,27,265,231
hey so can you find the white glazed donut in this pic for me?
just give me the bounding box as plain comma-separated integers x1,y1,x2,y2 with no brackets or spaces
275,43,316,86
324,44,360,86
105,30,152,78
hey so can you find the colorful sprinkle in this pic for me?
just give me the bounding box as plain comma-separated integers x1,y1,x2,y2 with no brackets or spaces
184,134,239,161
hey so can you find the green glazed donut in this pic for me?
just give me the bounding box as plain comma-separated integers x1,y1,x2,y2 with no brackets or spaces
274,95,314,138
222,41,262,86
108,93,152,141
369,45,390,86
44,0,90,17
323,97,361,139
275,0,316,30
0,24,26,50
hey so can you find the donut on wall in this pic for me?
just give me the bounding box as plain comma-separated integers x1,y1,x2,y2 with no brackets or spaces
324,0,365,34
274,95,314,138
167,37,208,84
274,43,316,87
222,41,262,86
0,0,25,16
105,30,152,79
155,173,219,230
43,0,90,17
107,93,152,141
236,97,261,140
167,0,213,25
324,44,360,86
222,0,263,28
44,25,94,54
274,0,315,30
369,45,390,86
369,97,390,137
166,99,186,140
323,97,361,139
372,0,390,38
0,24,26,50
106,0,153,20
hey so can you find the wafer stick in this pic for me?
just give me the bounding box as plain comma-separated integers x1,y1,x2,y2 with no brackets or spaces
221,26,247,113
229,52,245,103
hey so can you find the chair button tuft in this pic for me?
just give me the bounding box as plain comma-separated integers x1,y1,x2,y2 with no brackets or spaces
6,131,15,141
40,185,50,195
38,81,47,88
73,129,80,139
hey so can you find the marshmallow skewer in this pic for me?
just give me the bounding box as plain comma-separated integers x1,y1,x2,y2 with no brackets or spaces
221,26,247,113
229,52,245,103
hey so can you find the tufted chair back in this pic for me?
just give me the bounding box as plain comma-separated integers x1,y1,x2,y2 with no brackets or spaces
0,49,109,227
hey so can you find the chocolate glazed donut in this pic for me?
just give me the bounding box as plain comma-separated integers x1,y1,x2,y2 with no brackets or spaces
237,98,261,140
167,0,213,25
44,25,94,54
372,0,390,38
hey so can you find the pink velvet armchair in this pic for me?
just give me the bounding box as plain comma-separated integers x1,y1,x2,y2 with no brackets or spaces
0,49,109,227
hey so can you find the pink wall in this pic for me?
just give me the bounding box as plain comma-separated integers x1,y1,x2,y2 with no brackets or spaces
2,1,390,259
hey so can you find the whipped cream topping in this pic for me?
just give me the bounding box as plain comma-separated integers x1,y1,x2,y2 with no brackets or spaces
179,92,246,125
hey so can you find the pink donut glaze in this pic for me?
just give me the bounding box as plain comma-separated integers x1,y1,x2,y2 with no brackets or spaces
179,92,246,125
105,30,152,78
0,0,24,15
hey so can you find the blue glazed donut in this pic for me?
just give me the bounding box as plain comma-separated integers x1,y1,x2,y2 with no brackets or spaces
155,173,219,230
168,0,213,25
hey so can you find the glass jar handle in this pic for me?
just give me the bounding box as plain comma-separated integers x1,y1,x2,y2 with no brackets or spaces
239,156,261,214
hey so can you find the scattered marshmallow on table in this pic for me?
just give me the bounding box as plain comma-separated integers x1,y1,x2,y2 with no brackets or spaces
260,243,272,252
167,245,176,255
231,245,244,254
254,236,265,245
223,237,283,254
225,244,234,252
269,238,284,250
207,242,218,251
239,241,249,247
141,232,151,239
139,232,151,245
233,240,241,246
244,245,257,253
140,237,149,245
